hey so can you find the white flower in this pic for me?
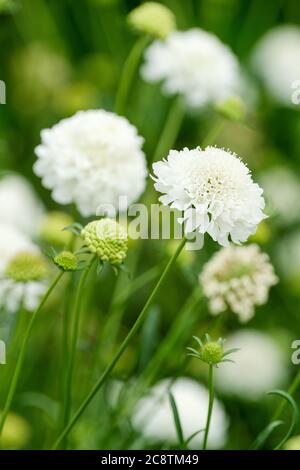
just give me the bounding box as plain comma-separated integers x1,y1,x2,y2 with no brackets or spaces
259,167,300,226
215,330,287,400
132,377,228,449
0,278,47,313
34,110,147,217
0,174,45,237
0,223,37,273
200,244,278,322
152,146,266,247
252,25,300,107
141,28,240,108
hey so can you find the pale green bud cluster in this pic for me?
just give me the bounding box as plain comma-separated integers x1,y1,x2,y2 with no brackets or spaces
216,96,246,122
200,341,224,365
6,251,48,282
40,211,74,247
81,218,128,266
54,251,78,272
127,2,176,39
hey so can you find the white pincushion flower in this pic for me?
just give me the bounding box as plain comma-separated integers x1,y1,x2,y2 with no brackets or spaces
141,28,240,108
200,244,278,322
0,223,37,273
34,110,147,217
252,25,300,107
132,377,228,449
153,146,266,247
215,330,287,400
259,167,300,226
0,174,45,237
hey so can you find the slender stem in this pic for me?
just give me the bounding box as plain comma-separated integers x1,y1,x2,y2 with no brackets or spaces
0,271,64,437
52,237,187,449
149,95,185,165
272,369,300,421
62,256,96,437
115,35,150,115
201,119,224,148
203,365,215,450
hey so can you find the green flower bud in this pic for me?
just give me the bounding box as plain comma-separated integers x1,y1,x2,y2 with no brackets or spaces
1,412,31,449
6,251,48,282
128,2,176,39
216,96,246,122
40,211,74,247
54,251,78,272
81,218,128,266
200,341,224,365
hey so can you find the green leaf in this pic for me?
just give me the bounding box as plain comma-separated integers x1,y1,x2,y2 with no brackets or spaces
168,390,185,450
192,336,203,348
251,420,283,450
184,429,205,447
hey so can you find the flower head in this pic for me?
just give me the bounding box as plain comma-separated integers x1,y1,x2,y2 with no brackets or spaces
34,110,147,217
128,2,176,39
5,251,48,282
200,244,278,322
153,146,266,247
132,377,228,449
141,28,240,108
1,412,31,449
81,218,128,266
53,251,78,272
215,330,287,400
252,25,300,107
0,223,37,273
187,335,238,366
40,211,74,246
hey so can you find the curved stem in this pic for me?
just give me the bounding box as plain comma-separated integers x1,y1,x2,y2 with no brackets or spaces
272,369,300,421
52,237,186,449
0,271,64,437
62,256,96,438
115,35,150,115
202,364,215,450
149,95,185,165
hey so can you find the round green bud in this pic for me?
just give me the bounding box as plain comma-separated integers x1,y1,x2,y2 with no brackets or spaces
54,251,78,272
6,251,48,282
284,435,300,450
1,412,31,449
81,218,128,266
40,211,74,247
200,341,223,365
216,96,246,122
127,2,176,39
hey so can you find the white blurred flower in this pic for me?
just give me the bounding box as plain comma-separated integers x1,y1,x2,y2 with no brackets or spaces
132,377,229,449
252,25,300,107
259,167,300,226
0,174,45,237
200,244,278,322
141,28,240,108
0,278,47,313
0,223,37,273
215,330,287,400
152,146,266,247
34,110,147,217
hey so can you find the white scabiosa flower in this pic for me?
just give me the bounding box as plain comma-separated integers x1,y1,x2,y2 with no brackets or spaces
132,377,228,449
252,25,300,107
200,244,278,322
0,223,37,273
0,174,45,237
0,250,49,313
259,167,300,226
34,110,147,217
141,28,240,108
215,330,287,400
152,146,266,247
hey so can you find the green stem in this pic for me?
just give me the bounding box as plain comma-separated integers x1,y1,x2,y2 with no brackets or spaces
115,35,150,115
203,364,215,450
201,119,224,148
52,237,187,449
272,369,300,421
149,95,185,165
62,256,96,438
0,271,64,437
